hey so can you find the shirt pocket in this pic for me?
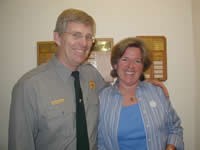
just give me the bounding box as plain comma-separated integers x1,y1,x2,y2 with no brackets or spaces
46,102,75,138
85,89,99,112
84,90,99,136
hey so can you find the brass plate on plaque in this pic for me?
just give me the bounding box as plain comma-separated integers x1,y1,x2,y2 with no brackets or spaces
137,36,167,81
87,38,114,82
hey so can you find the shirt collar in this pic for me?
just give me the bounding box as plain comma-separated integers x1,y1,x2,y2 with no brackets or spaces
111,79,144,96
49,55,73,82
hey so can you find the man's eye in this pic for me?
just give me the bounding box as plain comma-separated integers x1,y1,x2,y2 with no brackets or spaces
72,33,82,38
85,35,93,40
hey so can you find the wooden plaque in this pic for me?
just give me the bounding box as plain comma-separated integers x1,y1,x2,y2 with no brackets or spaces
137,36,167,81
37,41,57,65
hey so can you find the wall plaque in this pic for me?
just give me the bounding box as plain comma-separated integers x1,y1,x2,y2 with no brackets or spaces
137,36,167,81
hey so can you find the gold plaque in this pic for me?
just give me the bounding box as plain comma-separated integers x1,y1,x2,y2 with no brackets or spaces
37,41,57,65
137,36,167,81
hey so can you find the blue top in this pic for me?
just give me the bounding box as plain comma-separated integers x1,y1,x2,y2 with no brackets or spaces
98,81,184,150
118,104,147,150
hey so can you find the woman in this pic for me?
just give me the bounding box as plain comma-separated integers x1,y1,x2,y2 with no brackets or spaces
98,37,183,150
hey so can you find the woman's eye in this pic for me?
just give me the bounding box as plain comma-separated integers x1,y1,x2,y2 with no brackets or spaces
121,57,128,61
135,59,142,64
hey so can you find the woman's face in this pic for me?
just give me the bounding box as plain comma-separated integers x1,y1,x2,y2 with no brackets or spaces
115,47,144,87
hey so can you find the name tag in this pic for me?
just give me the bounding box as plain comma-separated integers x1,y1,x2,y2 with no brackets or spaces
51,98,64,105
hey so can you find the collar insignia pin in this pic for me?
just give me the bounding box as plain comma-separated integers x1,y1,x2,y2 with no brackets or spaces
89,80,95,89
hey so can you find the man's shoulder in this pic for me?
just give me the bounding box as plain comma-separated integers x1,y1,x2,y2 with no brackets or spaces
15,63,51,86
80,63,99,72
80,63,102,79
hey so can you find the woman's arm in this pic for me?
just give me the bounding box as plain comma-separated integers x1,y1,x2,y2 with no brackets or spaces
166,144,176,150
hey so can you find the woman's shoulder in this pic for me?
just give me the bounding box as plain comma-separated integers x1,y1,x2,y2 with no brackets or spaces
99,85,114,95
140,81,162,92
139,81,168,103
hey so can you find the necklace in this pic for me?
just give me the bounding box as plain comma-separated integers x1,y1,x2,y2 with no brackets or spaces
130,96,137,102
118,85,137,103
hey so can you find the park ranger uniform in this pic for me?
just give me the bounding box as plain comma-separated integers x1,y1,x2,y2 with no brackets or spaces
9,56,106,150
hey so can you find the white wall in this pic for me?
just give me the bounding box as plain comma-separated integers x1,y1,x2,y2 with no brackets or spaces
0,0,197,149
192,0,200,149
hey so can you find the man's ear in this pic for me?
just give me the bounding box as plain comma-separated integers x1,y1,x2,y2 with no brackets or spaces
53,32,61,46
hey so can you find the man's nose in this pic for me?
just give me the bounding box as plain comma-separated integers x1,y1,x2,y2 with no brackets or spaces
79,36,88,46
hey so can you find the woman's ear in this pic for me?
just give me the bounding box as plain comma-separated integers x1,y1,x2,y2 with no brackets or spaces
113,64,117,70
53,32,61,46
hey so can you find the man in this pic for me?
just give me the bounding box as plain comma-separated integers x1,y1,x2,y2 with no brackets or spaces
9,8,106,150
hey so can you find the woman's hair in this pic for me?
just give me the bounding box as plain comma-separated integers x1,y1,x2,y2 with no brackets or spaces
54,8,96,35
110,37,152,78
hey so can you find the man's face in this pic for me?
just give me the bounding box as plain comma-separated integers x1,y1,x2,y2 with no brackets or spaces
54,22,94,70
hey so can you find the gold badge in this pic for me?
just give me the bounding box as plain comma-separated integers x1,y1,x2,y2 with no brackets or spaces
89,80,96,89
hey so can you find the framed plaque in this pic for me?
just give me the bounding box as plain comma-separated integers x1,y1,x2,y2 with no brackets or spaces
87,38,114,82
136,36,167,81
37,41,57,65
